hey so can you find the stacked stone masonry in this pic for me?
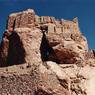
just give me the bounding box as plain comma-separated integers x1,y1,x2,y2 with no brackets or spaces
7,9,80,34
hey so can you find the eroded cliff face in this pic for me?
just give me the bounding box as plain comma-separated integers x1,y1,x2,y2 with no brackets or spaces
0,9,95,95
0,9,90,66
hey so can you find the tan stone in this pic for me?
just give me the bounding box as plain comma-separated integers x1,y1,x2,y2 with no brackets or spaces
28,10,35,24
63,32,72,41
63,20,73,32
40,16,50,23
48,23,55,34
60,19,64,25
35,15,40,24
50,17,56,23
7,14,17,29
55,27,62,34
19,13,28,27
61,26,64,32
7,9,35,29
19,11,35,28
15,13,22,28
40,16,44,24
73,17,80,33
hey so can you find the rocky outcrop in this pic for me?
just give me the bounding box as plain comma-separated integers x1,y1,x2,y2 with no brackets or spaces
0,27,42,67
0,9,89,66
46,33,88,64
0,9,95,95
0,60,95,95
0,63,69,95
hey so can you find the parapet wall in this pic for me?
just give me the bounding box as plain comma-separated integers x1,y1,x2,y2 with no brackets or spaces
7,9,80,34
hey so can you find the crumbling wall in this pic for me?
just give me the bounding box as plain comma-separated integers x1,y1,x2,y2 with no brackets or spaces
7,9,80,35
7,9,35,29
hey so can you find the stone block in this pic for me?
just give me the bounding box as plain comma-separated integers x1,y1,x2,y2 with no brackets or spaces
7,14,17,29
55,27,62,34
60,19,64,25
50,17,56,23
19,13,29,27
48,24,55,34
43,16,51,23
63,32,72,40
40,16,44,24
35,15,40,24
15,13,22,28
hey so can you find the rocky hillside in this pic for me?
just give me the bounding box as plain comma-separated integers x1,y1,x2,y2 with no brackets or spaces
0,9,95,95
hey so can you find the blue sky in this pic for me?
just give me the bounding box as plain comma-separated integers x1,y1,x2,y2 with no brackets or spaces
0,0,95,49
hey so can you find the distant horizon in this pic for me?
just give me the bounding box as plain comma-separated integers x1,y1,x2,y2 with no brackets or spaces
0,0,95,49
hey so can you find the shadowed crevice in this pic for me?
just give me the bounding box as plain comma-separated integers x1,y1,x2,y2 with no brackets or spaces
40,32,59,63
7,32,26,66
34,89,52,95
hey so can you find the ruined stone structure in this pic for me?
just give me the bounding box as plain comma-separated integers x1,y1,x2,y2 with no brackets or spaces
0,9,95,95
7,9,80,34
0,9,89,66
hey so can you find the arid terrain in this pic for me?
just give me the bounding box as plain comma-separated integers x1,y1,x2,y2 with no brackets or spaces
0,9,95,95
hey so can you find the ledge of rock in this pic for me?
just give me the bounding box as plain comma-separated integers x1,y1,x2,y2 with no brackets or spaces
0,9,95,95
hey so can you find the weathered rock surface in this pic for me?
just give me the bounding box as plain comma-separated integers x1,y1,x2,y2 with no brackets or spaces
0,9,95,95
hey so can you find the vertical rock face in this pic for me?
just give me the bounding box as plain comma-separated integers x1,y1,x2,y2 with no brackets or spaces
14,28,43,65
0,28,42,67
0,33,9,66
0,9,95,95
0,8,89,66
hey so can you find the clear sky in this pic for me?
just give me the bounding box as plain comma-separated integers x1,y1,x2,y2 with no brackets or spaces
0,0,95,49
